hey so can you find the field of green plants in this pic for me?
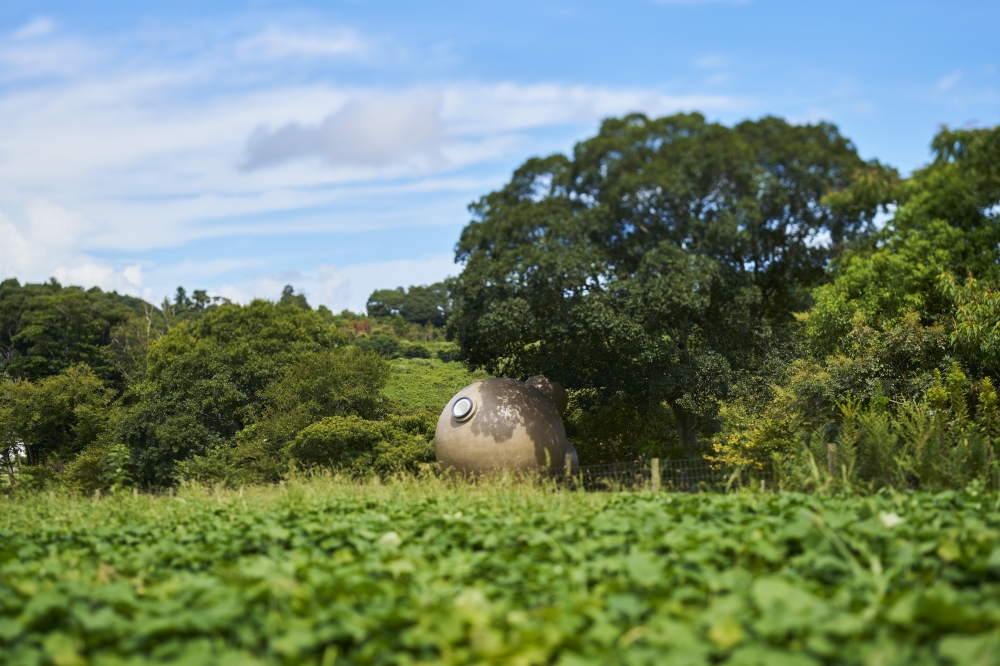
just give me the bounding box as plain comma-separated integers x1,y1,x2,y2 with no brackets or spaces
2,477,999,665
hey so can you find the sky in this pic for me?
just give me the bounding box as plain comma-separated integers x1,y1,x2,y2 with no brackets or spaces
0,1,997,313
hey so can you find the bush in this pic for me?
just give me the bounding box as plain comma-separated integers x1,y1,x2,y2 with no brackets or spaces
12,464,63,492
285,416,433,473
355,331,402,358
119,301,346,486
400,343,432,359
435,344,460,363
0,364,113,468
716,362,1000,492
64,439,131,492
173,444,244,486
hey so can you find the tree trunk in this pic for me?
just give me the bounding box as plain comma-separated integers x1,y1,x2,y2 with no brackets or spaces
2,448,14,486
670,401,699,457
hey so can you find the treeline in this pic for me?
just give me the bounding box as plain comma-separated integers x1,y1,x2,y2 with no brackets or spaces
446,113,1000,493
4,113,999,494
0,279,455,490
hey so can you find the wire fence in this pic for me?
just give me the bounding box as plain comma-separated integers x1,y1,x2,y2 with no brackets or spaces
544,457,775,493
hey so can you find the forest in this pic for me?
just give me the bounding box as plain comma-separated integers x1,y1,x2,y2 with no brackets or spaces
2,113,999,494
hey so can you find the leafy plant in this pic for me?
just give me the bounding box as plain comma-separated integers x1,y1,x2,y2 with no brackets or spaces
2,477,1000,664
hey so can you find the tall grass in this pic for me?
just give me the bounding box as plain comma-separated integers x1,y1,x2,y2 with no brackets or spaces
1,468,606,534
782,365,1000,493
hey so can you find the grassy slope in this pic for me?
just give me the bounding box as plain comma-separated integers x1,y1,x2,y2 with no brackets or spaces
2,478,1000,665
382,358,489,412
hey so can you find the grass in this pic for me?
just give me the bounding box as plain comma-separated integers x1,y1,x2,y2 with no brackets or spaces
382,358,488,412
3,475,1000,665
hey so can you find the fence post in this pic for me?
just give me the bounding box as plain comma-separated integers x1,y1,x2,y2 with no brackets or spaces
651,458,661,492
565,454,572,483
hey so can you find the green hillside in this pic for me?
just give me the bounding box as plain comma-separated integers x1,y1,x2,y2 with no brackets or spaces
383,357,489,412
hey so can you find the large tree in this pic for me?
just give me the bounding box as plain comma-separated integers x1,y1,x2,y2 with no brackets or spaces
367,282,452,327
119,300,347,484
801,124,1000,389
448,112,887,456
0,278,148,383
0,364,112,469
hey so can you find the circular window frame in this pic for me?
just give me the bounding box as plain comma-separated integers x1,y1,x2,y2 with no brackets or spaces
452,396,475,421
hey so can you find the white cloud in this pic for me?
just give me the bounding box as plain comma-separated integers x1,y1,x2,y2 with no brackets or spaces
323,254,459,313
52,261,144,296
239,83,745,172
440,83,744,135
13,17,56,40
936,70,962,91
215,284,245,303
0,38,101,82
0,201,145,296
237,27,368,61
242,254,458,313
242,90,444,170
0,49,746,252
0,17,748,303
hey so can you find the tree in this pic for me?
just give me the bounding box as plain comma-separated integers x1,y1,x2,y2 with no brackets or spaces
448,113,884,456
803,124,1000,383
279,285,311,310
0,278,147,384
712,124,1000,474
159,286,230,329
367,282,451,327
0,364,113,467
255,348,392,449
119,300,347,485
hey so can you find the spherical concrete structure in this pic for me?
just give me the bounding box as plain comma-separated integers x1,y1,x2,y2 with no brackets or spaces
525,375,568,415
435,378,570,474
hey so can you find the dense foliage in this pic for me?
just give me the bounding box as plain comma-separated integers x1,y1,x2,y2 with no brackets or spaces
367,282,452,327
712,125,1000,492
0,279,468,489
0,278,149,385
447,115,1000,481
3,115,999,494
2,477,1000,665
448,112,890,459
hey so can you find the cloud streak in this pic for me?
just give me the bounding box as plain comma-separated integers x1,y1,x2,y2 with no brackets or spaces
13,17,56,40
237,27,368,61
0,201,146,297
936,70,962,91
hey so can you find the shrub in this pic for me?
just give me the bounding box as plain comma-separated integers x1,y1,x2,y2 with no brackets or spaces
355,331,402,358
285,416,433,473
119,301,346,486
400,343,432,359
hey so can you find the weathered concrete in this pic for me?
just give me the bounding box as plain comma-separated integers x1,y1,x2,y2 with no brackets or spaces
435,378,570,474
525,375,568,415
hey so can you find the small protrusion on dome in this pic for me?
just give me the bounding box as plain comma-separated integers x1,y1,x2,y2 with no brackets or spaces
525,375,568,415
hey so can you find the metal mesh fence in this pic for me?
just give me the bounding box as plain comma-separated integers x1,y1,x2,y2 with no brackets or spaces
544,457,774,493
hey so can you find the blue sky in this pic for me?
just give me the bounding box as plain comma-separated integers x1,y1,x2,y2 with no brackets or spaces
0,1,996,312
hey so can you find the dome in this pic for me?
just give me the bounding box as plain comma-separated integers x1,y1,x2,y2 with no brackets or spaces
435,378,570,474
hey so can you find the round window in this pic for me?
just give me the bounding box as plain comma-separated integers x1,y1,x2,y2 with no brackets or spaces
452,397,474,420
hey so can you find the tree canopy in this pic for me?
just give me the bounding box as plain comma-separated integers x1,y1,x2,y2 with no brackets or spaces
3,116,999,494
784,124,1000,403
448,112,889,455
367,282,452,327
0,278,148,383
120,300,347,484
